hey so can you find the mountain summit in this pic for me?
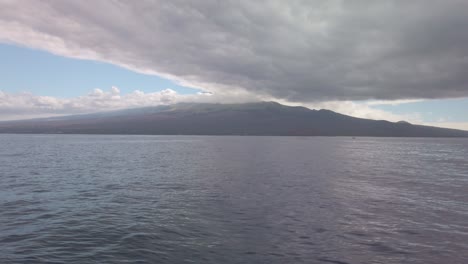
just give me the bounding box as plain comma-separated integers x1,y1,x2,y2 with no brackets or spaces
0,102,467,137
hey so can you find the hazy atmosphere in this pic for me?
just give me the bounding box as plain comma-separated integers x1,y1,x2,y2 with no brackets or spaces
1,0,468,129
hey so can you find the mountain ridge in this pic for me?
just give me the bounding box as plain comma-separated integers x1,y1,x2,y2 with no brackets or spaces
0,102,467,137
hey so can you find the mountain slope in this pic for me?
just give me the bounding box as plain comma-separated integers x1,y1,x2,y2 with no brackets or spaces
0,102,467,137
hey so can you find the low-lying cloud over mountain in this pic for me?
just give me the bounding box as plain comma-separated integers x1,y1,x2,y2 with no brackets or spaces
0,87,420,125
0,87,263,120
1,0,468,102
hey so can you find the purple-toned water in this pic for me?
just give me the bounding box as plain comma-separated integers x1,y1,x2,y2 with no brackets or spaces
1,135,468,263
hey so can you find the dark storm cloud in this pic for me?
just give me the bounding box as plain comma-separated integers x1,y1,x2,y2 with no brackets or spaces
1,0,468,101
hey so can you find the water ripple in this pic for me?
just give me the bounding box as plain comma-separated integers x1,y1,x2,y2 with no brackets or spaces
1,135,468,263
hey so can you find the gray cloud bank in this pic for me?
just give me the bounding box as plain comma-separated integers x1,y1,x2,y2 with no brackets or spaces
1,0,468,102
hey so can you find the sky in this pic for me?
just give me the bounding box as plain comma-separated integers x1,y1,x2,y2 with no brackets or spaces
0,0,467,130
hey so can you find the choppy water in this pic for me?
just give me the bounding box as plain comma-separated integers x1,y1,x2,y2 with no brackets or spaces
1,135,468,264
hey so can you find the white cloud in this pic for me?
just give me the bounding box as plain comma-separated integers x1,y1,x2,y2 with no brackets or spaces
0,87,420,125
269,98,421,123
365,99,425,106
422,122,468,131
0,87,262,120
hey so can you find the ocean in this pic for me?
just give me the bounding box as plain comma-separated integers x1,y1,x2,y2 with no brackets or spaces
1,135,467,263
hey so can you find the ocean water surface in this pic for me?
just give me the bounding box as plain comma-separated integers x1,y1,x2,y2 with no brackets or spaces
1,135,468,263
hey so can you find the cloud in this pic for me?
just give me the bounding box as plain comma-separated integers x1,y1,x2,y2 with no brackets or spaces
423,122,468,131
3,87,468,131
0,87,421,125
1,1,468,102
364,99,425,106
277,99,423,123
0,87,261,120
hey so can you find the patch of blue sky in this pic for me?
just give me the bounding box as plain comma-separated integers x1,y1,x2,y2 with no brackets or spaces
372,98,468,122
0,44,199,97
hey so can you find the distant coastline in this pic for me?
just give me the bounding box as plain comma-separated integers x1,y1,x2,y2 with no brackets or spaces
0,102,467,137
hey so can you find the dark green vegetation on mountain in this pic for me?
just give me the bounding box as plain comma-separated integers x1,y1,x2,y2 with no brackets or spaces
0,102,467,137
